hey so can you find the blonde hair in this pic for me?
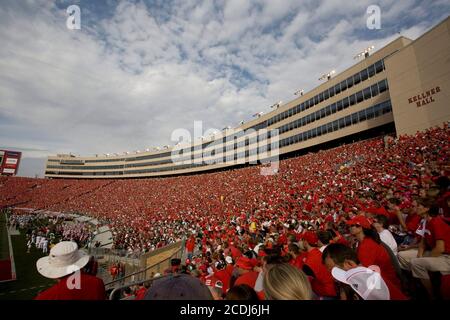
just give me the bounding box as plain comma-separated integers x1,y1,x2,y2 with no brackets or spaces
263,263,312,300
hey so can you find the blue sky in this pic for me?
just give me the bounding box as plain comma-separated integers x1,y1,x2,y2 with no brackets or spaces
0,0,449,177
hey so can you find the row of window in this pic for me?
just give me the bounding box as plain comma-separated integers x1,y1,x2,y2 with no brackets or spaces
279,100,392,148
278,79,388,134
267,59,385,126
48,79,389,172
46,100,392,177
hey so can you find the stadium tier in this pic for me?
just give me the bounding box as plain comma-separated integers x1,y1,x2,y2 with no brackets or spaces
44,18,450,179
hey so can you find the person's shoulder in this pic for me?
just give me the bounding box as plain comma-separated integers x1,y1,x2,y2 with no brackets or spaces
34,284,59,300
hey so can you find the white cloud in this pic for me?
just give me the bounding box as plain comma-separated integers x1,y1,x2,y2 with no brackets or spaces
0,0,448,176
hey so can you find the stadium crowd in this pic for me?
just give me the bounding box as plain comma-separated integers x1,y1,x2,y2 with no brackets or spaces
1,125,449,300
7,211,97,253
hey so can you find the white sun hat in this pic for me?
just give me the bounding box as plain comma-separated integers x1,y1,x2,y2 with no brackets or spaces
331,266,390,300
36,241,90,279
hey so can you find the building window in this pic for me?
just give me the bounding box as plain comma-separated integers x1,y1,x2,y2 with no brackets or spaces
332,120,339,131
320,108,326,118
342,97,350,109
337,100,343,111
354,72,361,85
349,94,356,106
327,122,332,133
356,91,364,103
371,83,379,97
347,76,354,89
325,105,331,116
331,103,337,113
340,80,347,91
375,60,384,73
315,110,321,120
368,64,375,77
360,69,369,81
378,80,387,93
363,87,372,100
335,83,341,95
344,115,352,127
324,90,329,100
366,106,375,119
329,86,335,97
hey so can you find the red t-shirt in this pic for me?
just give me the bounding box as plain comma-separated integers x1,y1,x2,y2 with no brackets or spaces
357,237,401,290
405,214,421,233
290,253,306,270
215,269,231,293
235,271,259,289
304,248,336,297
186,238,195,252
134,287,147,300
34,273,106,300
426,217,450,253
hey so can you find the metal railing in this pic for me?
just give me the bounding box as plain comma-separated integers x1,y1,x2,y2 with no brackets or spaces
108,270,168,300
104,238,185,294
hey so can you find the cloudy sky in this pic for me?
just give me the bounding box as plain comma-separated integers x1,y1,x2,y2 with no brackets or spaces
1,0,449,177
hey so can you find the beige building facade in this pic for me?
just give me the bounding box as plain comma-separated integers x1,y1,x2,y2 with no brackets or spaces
45,17,450,179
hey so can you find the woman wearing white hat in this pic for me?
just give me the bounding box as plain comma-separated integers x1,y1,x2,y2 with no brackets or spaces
34,241,106,300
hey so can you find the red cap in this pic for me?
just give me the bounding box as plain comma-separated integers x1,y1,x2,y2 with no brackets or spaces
346,215,372,229
235,256,256,271
230,246,242,259
258,250,267,257
301,231,318,246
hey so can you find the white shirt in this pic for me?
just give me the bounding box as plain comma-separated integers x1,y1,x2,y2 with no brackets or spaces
379,229,398,255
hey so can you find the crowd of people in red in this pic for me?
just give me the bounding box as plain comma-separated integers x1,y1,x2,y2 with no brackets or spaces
1,125,449,300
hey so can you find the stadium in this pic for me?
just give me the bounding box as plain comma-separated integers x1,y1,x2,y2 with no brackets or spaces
0,2,449,308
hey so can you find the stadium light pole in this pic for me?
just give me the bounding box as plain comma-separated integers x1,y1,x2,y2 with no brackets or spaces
354,45,375,60
319,70,336,81
270,101,282,109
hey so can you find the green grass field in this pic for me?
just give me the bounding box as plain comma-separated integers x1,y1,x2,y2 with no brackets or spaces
0,215,55,300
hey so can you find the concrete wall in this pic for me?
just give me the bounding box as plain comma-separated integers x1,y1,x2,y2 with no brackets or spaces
386,16,450,136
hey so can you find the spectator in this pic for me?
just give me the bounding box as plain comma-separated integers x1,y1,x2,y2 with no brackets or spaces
300,231,337,298
234,256,259,289
135,281,151,300
322,243,407,300
144,274,212,300
34,241,106,300
373,214,398,255
225,284,259,301
263,263,312,300
205,275,224,300
331,266,390,300
346,215,402,291
397,198,450,299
